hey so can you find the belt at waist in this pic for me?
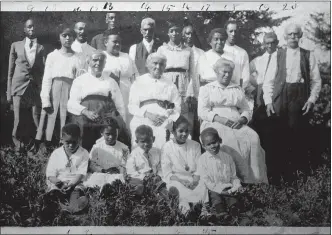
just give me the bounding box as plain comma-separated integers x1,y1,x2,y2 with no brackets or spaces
139,99,175,109
53,76,74,84
81,94,111,103
164,68,187,73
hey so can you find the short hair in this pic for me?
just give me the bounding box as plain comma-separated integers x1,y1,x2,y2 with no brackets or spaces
56,23,75,37
200,127,221,144
173,115,190,131
24,18,34,28
213,58,235,74
207,28,228,43
135,125,154,139
263,32,278,42
74,21,86,29
103,28,121,43
88,50,106,61
284,23,303,37
141,17,156,28
146,52,167,67
100,117,120,132
224,20,238,30
62,123,81,139
167,20,181,30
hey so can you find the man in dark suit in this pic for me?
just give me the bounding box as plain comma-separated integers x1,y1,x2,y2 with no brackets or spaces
128,17,162,76
7,19,45,151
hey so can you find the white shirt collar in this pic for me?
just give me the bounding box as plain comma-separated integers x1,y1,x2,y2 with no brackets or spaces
208,80,240,89
74,39,87,46
25,37,37,44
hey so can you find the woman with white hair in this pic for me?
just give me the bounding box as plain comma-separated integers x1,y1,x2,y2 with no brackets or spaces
128,52,181,150
198,58,268,184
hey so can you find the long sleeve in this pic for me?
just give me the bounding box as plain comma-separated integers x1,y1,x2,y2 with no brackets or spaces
241,51,250,88
262,69,275,105
229,158,241,189
238,91,252,122
129,44,136,62
161,145,174,182
40,53,54,108
197,86,217,122
129,57,139,81
89,146,103,173
126,155,141,179
308,53,322,104
186,49,200,98
76,151,89,176
67,79,85,115
46,152,58,178
128,81,146,117
110,79,126,119
7,43,17,100
197,54,217,82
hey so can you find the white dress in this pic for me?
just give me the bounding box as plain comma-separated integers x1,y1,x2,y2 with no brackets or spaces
83,139,129,189
198,81,268,184
161,139,208,212
128,73,181,150
103,51,139,126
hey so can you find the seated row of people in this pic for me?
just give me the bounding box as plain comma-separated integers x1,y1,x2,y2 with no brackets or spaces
44,116,244,216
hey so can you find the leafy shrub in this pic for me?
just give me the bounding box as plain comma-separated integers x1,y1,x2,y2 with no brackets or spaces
0,145,330,227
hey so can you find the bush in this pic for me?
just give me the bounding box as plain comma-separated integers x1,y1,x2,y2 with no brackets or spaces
0,145,330,227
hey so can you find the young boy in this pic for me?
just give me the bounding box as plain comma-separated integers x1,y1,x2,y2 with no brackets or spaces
126,125,168,198
44,123,89,214
197,127,242,215
84,117,129,190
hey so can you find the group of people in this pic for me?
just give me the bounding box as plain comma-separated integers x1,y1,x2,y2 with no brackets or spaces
6,12,321,216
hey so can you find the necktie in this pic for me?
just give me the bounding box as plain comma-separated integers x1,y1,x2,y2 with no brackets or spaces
29,40,33,49
263,53,272,79
144,152,154,173
257,54,272,107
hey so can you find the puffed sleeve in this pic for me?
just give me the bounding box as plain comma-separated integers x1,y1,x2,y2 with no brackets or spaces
198,85,217,122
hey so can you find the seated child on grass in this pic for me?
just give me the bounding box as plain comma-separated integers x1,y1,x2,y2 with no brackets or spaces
126,125,174,199
83,117,130,191
44,123,89,214
197,127,242,215
161,115,208,213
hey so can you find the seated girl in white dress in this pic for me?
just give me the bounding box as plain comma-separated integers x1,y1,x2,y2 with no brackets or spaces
161,115,208,213
83,117,129,190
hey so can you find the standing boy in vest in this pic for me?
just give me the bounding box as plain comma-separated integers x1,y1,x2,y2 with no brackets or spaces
263,23,321,179
129,18,162,76
7,19,45,151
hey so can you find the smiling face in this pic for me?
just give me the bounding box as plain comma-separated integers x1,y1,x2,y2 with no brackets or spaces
147,56,166,79
226,23,237,45
202,133,222,155
216,64,234,86
61,133,80,154
173,122,190,144
24,19,35,39
89,53,106,77
210,32,226,54
141,23,155,42
285,25,302,49
101,126,117,146
59,28,74,48
74,22,87,43
168,26,181,44
183,26,194,46
105,34,121,55
106,13,118,30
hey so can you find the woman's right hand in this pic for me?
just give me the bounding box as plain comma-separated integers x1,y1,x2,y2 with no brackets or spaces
145,112,167,126
213,115,235,128
82,109,100,122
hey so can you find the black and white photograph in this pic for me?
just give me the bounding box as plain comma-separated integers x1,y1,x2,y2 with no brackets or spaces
0,1,330,234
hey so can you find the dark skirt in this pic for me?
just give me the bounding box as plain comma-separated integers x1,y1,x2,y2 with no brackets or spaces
70,95,131,151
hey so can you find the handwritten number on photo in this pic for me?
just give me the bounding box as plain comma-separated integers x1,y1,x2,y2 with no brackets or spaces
103,2,113,10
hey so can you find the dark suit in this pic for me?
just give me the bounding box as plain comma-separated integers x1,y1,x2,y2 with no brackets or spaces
7,38,45,142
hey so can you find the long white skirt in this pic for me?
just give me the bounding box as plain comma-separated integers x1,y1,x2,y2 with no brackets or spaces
201,121,268,184
83,173,125,191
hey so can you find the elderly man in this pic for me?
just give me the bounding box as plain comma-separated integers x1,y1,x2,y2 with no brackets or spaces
7,19,45,151
72,21,95,71
129,17,161,75
223,20,250,89
91,12,118,51
67,50,130,151
263,24,322,178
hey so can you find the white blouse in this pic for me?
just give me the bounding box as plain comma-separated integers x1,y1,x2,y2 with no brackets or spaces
157,43,192,70
67,72,125,118
161,139,201,183
198,81,252,123
89,140,129,172
128,73,181,118
197,150,241,194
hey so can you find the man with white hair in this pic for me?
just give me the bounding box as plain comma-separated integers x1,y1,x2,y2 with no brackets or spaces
263,23,322,177
129,17,162,75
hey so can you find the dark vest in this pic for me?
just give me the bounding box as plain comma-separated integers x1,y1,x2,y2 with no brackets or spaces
272,48,310,115
135,40,161,75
